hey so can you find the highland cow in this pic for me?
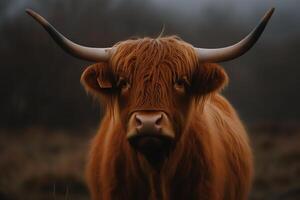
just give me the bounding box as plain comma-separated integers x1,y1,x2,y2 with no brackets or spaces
27,8,274,200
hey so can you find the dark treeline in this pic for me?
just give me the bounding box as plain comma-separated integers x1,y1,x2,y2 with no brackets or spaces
1,0,299,129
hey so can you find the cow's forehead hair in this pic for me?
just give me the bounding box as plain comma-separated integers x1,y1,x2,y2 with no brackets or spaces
110,36,198,81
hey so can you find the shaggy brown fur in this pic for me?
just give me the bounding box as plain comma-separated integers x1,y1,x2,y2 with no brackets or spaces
81,36,253,200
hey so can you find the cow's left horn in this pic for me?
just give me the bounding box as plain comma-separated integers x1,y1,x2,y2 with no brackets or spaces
195,8,274,63
26,9,112,62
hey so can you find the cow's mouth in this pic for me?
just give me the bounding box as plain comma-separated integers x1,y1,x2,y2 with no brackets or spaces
128,134,174,167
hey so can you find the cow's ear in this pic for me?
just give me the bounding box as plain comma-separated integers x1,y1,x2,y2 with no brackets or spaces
191,63,228,95
81,62,115,96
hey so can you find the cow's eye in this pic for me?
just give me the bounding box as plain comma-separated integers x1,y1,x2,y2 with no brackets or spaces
174,77,189,94
117,77,130,93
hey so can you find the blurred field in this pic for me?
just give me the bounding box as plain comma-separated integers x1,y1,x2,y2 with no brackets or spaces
0,128,90,200
0,125,299,200
1,1,299,199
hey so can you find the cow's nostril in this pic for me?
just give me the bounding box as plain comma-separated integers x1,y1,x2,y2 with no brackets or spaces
155,114,163,126
135,115,143,128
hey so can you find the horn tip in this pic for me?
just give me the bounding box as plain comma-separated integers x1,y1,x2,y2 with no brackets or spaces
25,9,35,16
264,7,275,21
268,7,275,15
25,8,39,20
25,9,48,27
270,7,275,13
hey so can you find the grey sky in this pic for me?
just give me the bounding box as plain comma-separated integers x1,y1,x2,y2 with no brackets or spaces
1,0,298,20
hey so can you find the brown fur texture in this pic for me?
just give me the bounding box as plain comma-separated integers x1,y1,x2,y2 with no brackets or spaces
81,36,253,200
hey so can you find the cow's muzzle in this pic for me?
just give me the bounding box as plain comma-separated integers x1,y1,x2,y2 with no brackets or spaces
127,111,175,163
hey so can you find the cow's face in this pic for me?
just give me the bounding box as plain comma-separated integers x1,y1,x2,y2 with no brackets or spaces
81,37,228,164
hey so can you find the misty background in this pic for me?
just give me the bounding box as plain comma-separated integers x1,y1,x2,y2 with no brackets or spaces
0,0,299,129
1,1,300,200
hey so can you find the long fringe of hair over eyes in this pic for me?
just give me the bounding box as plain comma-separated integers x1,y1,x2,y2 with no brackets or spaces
109,36,199,109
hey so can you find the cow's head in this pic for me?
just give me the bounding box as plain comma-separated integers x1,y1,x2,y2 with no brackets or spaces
27,8,274,165
80,37,228,164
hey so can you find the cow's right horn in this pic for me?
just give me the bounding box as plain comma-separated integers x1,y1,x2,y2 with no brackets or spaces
26,9,112,62
195,8,274,63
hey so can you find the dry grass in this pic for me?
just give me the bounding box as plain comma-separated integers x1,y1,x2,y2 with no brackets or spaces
0,126,299,200
0,127,90,200
250,124,300,200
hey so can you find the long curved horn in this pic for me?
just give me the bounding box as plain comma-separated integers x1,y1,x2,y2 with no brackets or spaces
26,9,112,62
195,8,275,63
